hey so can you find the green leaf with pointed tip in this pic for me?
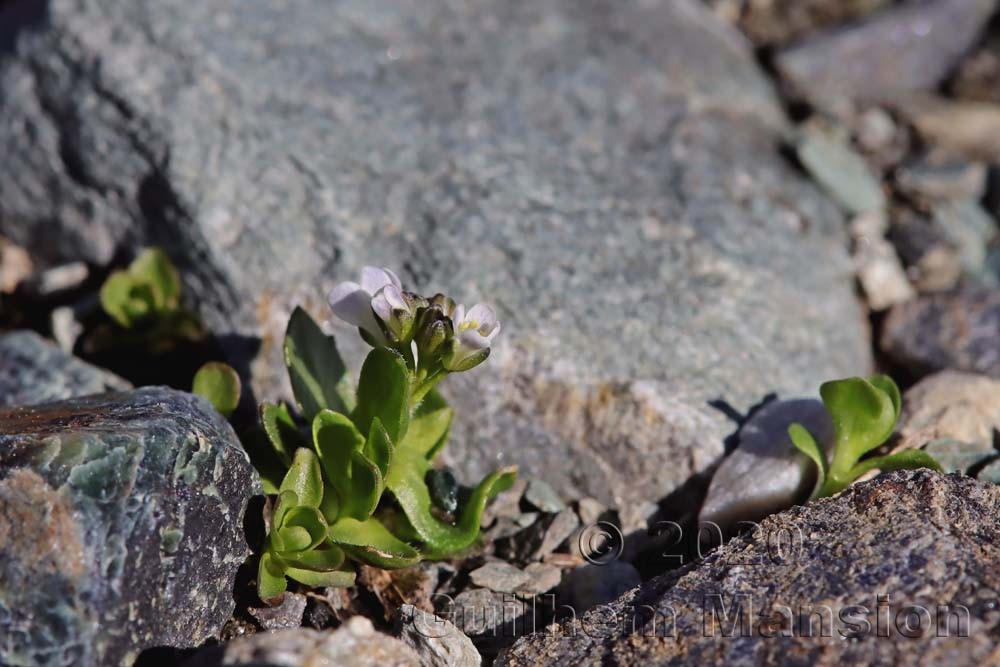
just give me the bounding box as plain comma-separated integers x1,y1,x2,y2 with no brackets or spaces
846,449,943,483
868,374,901,419
278,505,328,552
257,552,288,602
365,418,394,479
283,563,356,588
313,409,365,497
238,426,286,494
131,247,181,310
788,423,827,499
352,348,410,443
821,376,897,461
327,517,422,568
387,444,517,557
283,544,346,572
99,272,136,328
279,449,324,509
192,362,241,417
261,402,304,467
284,307,351,422
401,389,453,461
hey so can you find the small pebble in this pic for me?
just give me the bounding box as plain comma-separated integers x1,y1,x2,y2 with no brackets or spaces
524,478,566,513
469,561,531,594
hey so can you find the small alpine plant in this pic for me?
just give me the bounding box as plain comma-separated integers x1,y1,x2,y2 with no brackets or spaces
788,375,941,499
249,266,516,602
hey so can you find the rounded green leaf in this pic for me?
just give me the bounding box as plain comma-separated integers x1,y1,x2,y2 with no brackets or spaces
283,564,356,589
327,517,422,568
278,505,328,552
99,271,138,327
192,362,242,418
820,376,897,460
261,402,305,467
131,247,181,310
257,552,288,602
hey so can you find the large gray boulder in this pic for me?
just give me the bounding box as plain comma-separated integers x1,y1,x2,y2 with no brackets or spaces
498,470,1000,666
0,387,259,666
0,0,870,519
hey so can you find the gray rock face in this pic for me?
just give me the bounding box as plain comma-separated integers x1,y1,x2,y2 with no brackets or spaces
0,0,870,514
775,0,998,113
0,387,258,667
882,288,1000,378
498,470,1000,666
183,617,422,667
0,330,129,407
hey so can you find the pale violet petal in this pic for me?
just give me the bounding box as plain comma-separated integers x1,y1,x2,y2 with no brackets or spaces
360,266,395,294
457,327,490,351
466,303,498,330
328,282,371,327
484,319,501,342
383,267,402,290
453,304,466,327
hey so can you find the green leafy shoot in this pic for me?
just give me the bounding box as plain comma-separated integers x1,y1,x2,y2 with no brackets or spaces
245,268,516,601
192,362,241,418
98,247,203,348
257,448,354,603
789,375,942,499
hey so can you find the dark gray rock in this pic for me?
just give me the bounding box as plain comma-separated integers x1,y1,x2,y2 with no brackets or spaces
183,617,421,667
0,387,258,667
700,398,834,533
0,0,870,516
498,470,1000,666
500,509,581,563
560,561,641,615
394,603,482,667
882,288,1000,378
775,0,998,113
248,592,307,631
0,330,129,407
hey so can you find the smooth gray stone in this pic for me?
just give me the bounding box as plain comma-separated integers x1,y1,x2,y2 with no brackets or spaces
700,398,834,533
897,371,1000,451
0,387,258,667
394,604,482,667
499,471,1000,666
795,126,886,215
775,0,998,112
469,561,532,594
184,618,421,667
0,330,129,407
978,459,1000,485
0,0,870,515
923,438,996,475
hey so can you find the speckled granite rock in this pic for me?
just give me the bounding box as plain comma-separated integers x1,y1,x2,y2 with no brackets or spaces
0,0,870,518
0,330,129,406
183,617,421,667
0,387,258,667
882,288,1000,378
775,0,997,113
498,471,1000,666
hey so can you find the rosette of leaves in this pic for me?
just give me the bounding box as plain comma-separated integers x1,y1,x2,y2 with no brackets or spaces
258,448,355,600
248,307,516,591
788,375,941,499
98,248,202,350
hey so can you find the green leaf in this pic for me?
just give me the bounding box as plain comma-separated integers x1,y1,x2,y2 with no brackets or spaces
261,402,305,467
100,271,138,328
131,247,181,310
238,426,286,494
312,410,383,520
283,544,346,572
788,423,827,499
257,552,287,602
283,563,356,588
821,376,897,461
845,449,943,483
192,362,242,417
387,444,517,557
365,418,394,479
352,348,411,443
401,389,453,461
868,374,901,419
279,448,324,509
278,506,328,552
284,307,351,422
327,517,422,568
